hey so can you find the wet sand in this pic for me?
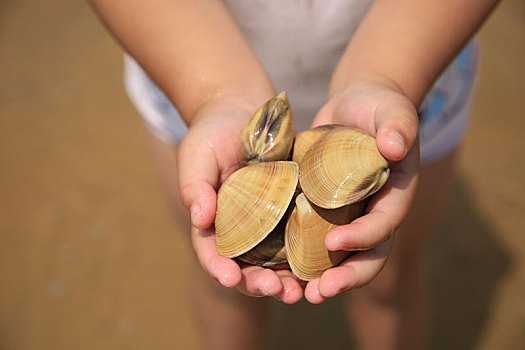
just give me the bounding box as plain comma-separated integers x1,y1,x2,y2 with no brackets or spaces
1,1,524,349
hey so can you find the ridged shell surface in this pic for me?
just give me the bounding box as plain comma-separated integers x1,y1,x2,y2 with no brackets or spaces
216,161,299,257
292,125,340,164
285,194,355,281
299,127,389,209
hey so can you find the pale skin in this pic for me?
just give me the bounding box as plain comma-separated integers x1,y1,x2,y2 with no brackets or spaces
90,0,500,348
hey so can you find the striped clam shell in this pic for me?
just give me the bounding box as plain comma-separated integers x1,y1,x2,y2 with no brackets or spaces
215,161,298,258
299,127,389,209
285,193,367,281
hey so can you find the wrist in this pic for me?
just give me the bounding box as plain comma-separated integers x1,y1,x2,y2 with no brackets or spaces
328,54,430,109
329,69,409,104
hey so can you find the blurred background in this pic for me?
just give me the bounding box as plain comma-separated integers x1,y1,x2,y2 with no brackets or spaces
1,0,524,349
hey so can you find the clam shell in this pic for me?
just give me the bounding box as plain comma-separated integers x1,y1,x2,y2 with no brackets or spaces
285,194,366,281
299,127,389,209
238,91,294,165
237,224,288,267
215,161,299,257
292,125,341,164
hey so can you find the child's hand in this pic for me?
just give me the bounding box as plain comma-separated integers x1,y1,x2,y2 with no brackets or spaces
177,99,303,304
304,79,420,303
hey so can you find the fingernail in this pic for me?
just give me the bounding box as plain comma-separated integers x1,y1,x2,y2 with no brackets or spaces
387,130,406,156
258,280,272,296
190,203,201,225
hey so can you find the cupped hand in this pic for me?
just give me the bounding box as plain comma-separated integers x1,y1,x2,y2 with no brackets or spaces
177,98,303,304
304,79,420,303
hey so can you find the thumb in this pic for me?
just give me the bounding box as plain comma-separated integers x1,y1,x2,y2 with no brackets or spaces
374,99,419,161
177,138,219,230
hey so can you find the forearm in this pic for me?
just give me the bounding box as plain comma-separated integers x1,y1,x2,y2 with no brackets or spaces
330,0,500,106
88,0,274,123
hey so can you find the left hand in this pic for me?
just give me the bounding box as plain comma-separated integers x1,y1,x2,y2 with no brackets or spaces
303,78,420,303
178,98,304,304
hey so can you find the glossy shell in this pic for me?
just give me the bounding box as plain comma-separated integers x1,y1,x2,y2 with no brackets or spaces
285,194,366,281
299,127,389,209
215,161,299,257
238,91,294,165
292,125,341,164
238,224,288,267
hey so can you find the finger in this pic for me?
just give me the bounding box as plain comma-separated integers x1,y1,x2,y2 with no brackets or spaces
304,278,326,304
374,96,419,161
236,264,283,297
326,144,419,252
274,269,303,304
325,210,394,251
318,238,393,298
191,227,242,288
177,137,220,229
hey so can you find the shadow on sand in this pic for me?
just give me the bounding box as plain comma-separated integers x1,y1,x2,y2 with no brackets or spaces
266,176,512,350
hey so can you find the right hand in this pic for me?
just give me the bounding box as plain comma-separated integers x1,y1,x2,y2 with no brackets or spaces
177,98,304,304
304,78,420,303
